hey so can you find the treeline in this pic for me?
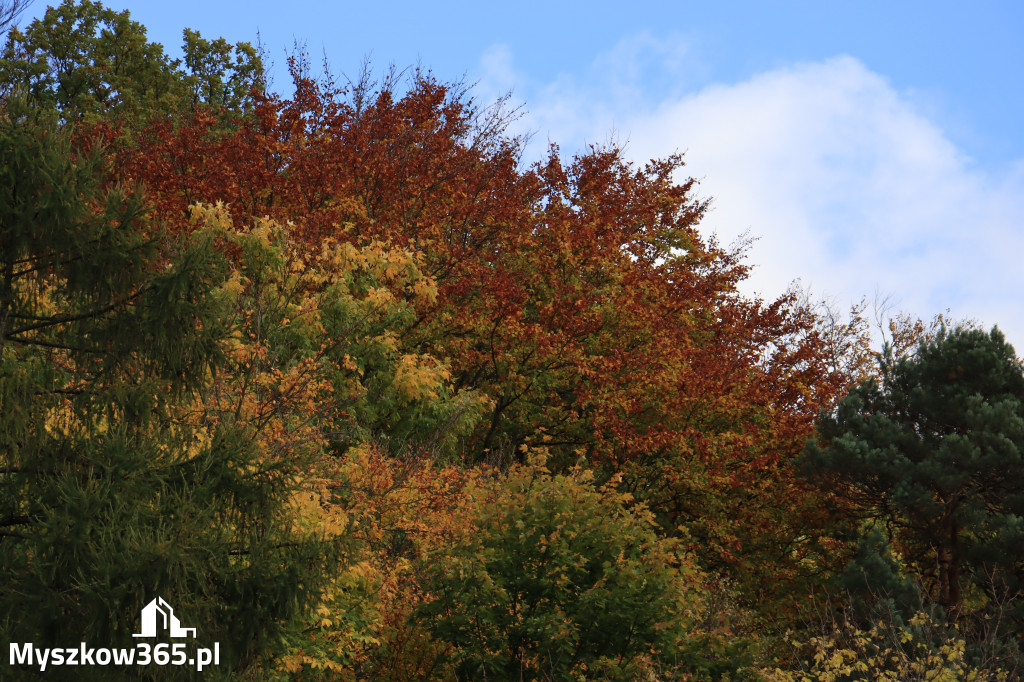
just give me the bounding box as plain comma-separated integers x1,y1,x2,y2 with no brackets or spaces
1,2,1023,679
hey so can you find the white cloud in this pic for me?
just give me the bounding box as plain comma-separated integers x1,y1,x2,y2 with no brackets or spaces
476,45,1024,349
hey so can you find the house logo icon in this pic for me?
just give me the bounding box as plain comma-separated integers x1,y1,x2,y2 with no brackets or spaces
133,597,197,638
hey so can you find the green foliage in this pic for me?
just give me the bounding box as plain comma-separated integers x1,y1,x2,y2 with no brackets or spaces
181,27,263,112
0,0,263,123
416,455,705,681
804,327,1024,619
315,245,489,463
0,107,334,677
200,206,488,462
840,526,923,627
0,0,183,121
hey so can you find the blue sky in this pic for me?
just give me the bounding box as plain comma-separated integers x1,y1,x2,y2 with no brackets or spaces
18,0,1024,346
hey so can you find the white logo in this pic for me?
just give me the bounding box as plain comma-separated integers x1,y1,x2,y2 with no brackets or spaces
133,597,197,638
10,596,219,672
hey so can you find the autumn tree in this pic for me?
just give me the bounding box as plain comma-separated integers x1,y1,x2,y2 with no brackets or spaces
12,0,857,634
279,444,474,679
0,1,943,675
804,327,1024,622
173,201,500,678
113,62,848,610
0,104,334,676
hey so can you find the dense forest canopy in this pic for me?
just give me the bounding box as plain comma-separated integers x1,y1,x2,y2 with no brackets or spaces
2,2,1022,679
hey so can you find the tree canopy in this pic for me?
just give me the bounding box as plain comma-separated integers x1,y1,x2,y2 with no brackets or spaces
806,327,1024,621
3,1,1021,678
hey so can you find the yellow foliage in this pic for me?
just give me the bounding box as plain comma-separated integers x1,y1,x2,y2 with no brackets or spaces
182,204,468,677
765,612,1009,682
278,445,473,677
393,353,451,401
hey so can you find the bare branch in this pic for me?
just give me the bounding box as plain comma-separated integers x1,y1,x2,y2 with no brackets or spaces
0,0,32,37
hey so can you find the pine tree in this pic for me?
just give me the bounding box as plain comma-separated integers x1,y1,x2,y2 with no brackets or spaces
805,327,1024,620
0,103,333,677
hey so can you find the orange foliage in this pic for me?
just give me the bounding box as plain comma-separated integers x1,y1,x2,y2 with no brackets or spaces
102,61,850,606
284,443,472,679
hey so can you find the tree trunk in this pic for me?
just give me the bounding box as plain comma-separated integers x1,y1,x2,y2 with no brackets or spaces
936,518,962,622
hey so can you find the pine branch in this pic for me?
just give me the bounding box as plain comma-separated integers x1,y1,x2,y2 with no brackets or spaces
7,288,146,336
4,335,107,353
0,514,31,527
